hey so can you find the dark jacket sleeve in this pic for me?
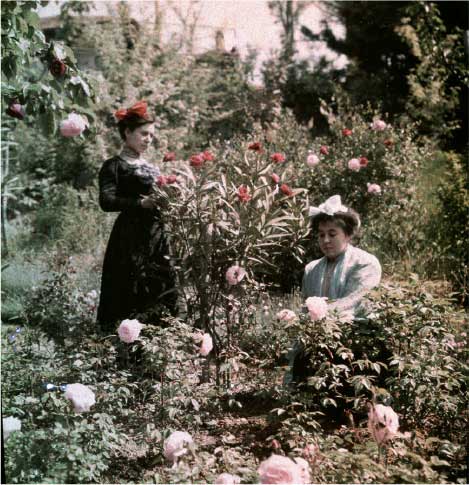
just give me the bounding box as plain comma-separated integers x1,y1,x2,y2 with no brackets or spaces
99,158,142,212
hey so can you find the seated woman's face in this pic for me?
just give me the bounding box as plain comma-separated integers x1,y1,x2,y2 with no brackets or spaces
318,220,351,260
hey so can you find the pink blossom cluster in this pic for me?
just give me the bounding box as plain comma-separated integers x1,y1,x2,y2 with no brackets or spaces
276,309,297,322
189,150,214,168
305,296,328,320
367,183,382,194
368,404,399,446
215,473,241,484
193,332,213,356
226,265,246,286
306,145,329,168
64,383,96,413
258,454,311,484
60,113,88,137
163,431,193,464
371,119,387,131
117,318,143,343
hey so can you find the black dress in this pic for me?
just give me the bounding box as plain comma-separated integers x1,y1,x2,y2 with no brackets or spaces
97,155,177,332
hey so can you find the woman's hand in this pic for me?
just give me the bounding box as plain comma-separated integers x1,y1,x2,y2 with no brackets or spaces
140,190,169,210
140,195,158,209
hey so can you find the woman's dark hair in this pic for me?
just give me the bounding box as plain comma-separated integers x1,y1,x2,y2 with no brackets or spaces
310,209,361,237
117,115,154,140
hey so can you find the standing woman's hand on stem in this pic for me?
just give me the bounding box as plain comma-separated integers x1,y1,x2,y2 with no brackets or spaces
140,189,169,210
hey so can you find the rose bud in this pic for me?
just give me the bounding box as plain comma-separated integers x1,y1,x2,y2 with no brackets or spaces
163,152,176,162
248,141,263,152
280,184,293,196
49,58,67,78
6,102,25,120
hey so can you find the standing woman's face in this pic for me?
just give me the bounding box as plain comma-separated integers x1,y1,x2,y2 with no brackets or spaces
124,123,155,154
318,220,351,260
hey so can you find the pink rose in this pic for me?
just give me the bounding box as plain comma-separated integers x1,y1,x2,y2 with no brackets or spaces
60,113,88,137
193,332,213,356
117,318,143,343
226,265,246,285
320,145,329,155
215,473,241,484
342,128,352,136
6,102,25,120
347,158,361,171
294,457,311,484
367,183,381,194
166,174,178,184
271,173,280,184
368,404,399,446
64,383,96,413
276,309,296,321
305,297,328,321
163,431,193,464
302,443,319,463
258,454,303,484
271,152,286,163
371,119,387,131
306,154,320,167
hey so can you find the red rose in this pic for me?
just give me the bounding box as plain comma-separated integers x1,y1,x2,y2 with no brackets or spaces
190,154,204,168
384,139,394,147
166,174,178,184
248,141,263,152
359,156,369,167
320,145,329,155
202,150,214,161
280,184,293,196
49,58,67,78
163,152,176,162
271,152,286,163
342,128,352,136
6,102,25,120
271,173,280,184
156,175,168,186
237,185,251,202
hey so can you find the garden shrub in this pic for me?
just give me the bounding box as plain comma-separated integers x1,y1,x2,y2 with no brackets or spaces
431,152,468,304
1,260,45,323
24,257,98,343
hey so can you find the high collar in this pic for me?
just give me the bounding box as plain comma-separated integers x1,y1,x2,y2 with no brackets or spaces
119,146,147,165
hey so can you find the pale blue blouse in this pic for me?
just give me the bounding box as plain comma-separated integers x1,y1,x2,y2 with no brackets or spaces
302,245,382,316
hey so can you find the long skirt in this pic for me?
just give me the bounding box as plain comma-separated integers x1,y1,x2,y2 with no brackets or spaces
97,208,178,333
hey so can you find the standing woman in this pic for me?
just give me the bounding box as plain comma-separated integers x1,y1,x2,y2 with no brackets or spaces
97,100,177,333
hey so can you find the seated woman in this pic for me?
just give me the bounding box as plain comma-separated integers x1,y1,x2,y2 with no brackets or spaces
303,195,381,317
288,195,382,383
